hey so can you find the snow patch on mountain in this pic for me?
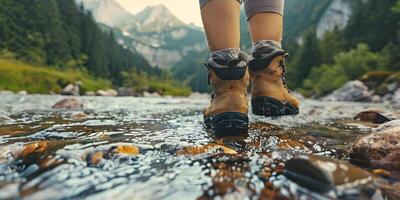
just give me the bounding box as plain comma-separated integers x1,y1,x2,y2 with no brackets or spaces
317,0,351,38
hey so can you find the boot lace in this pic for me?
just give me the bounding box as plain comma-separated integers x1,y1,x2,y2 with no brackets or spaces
278,53,292,94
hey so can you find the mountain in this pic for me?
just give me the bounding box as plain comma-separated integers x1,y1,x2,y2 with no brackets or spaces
75,0,133,27
123,5,185,33
118,5,206,69
77,0,207,69
0,0,159,85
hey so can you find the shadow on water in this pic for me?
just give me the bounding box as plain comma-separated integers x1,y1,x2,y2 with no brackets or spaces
0,94,399,199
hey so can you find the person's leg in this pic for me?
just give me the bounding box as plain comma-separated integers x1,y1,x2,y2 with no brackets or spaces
200,0,250,135
200,0,241,51
244,0,300,117
245,0,284,43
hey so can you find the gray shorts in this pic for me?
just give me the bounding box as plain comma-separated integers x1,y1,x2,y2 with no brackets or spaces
199,0,284,20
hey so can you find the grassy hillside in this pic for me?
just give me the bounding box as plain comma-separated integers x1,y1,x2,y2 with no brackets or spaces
0,58,111,94
0,58,191,96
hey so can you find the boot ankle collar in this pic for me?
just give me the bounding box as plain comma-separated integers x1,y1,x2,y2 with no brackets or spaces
249,51,286,71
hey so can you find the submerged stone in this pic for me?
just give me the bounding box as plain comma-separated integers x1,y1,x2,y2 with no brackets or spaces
176,143,237,155
21,141,49,158
284,155,372,193
113,145,140,155
89,151,104,166
52,98,84,110
71,112,88,121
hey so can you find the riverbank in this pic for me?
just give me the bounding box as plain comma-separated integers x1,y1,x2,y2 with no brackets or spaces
0,58,191,97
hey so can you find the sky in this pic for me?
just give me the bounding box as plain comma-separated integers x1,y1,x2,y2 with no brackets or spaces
115,0,203,26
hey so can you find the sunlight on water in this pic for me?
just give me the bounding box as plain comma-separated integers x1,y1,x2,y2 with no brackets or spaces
0,94,396,199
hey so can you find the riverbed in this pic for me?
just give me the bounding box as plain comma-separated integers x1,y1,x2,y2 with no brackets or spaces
0,94,397,199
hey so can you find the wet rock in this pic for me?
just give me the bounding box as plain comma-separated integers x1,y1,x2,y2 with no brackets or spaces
71,112,88,121
250,122,280,132
143,91,161,97
96,89,118,97
371,95,381,103
278,139,307,150
285,155,372,193
117,87,136,96
392,88,400,106
354,109,392,124
18,90,28,95
112,145,140,155
21,141,49,158
52,98,83,109
61,84,80,96
387,82,399,93
0,183,19,199
0,115,13,123
323,80,372,102
375,119,400,132
84,91,96,96
89,151,104,166
0,90,13,95
350,126,400,170
176,143,237,155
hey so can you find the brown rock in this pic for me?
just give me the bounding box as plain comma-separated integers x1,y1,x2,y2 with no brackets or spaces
285,155,372,193
113,145,140,155
90,151,104,166
71,112,88,121
350,127,400,170
354,109,391,124
176,143,237,155
278,139,307,149
52,98,83,109
21,141,48,158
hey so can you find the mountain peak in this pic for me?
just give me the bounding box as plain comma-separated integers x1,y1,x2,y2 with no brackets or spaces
76,0,133,27
133,4,185,31
148,4,169,12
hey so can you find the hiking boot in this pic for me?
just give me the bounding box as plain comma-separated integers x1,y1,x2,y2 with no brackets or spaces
203,52,249,135
249,42,300,117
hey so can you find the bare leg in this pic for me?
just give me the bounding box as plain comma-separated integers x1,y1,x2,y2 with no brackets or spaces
245,1,300,116
248,12,283,43
201,0,241,51
200,0,250,134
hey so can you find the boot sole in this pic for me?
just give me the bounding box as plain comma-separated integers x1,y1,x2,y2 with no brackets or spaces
204,112,249,136
252,96,299,117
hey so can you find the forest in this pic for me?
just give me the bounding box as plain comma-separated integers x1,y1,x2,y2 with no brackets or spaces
0,0,189,96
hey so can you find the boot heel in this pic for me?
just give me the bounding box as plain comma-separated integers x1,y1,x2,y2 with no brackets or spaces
252,96,299,117
205,112,249,136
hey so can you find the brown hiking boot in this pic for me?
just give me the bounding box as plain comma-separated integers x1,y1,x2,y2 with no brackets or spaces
249,48,300,117
203,54,249,135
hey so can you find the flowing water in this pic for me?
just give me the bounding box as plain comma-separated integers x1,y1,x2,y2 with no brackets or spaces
0,94,397,199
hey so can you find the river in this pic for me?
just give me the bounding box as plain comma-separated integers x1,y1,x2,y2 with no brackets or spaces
0,94,396,199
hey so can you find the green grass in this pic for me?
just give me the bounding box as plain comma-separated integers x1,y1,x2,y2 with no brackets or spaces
0,58,111,94
148,81,191,96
